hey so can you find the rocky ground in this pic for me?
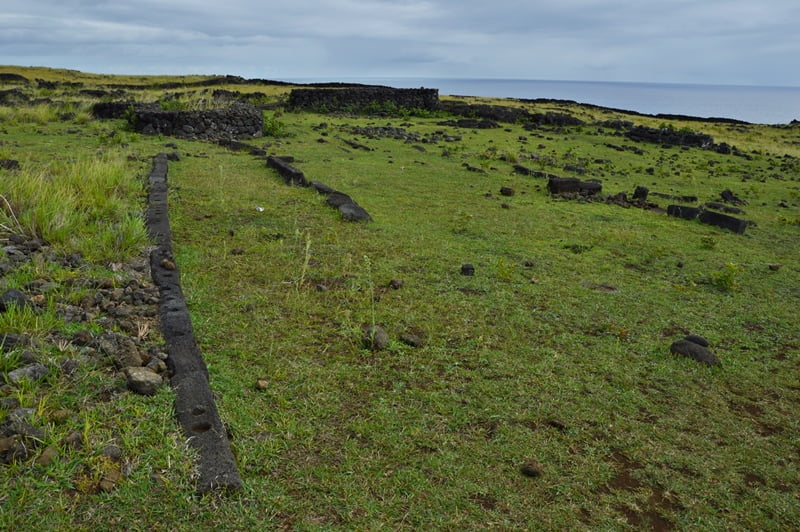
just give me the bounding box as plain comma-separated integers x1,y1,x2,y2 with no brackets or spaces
0,231,168,471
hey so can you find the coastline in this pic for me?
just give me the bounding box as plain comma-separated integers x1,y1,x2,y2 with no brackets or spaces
287,77,800,124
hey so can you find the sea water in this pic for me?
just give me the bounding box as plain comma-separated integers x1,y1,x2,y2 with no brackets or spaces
289,78,800,125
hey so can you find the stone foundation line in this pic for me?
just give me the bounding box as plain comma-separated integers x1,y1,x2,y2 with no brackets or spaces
146,153,243,493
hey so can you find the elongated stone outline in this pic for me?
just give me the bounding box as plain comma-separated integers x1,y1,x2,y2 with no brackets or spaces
146,153,242,492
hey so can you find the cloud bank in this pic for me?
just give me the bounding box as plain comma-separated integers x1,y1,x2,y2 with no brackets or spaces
2,0,798,86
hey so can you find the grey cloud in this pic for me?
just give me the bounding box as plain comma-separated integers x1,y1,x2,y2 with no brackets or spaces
1,0,798,85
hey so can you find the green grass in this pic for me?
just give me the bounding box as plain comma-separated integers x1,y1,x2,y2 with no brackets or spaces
0,67,798,530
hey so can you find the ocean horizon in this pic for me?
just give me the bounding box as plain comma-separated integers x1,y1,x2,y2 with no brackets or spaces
287,77,800,125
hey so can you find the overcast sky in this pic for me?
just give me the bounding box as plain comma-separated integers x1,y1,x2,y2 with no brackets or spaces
2,0,799,87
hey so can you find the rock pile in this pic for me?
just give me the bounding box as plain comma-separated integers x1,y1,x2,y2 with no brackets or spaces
0,231,169,467
133,103,263,140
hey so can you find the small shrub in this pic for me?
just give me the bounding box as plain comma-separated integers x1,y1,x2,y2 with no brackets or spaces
263,112,288,137
710,263,742,292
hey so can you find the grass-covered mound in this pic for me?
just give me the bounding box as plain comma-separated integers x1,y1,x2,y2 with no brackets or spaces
0,66,798,529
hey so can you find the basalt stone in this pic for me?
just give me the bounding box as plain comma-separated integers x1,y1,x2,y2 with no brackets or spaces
399,332,424,348
633,186,649,201
362,324,389,351
0,159,20,171
500,186,516,197
704,202,744,215
339,202,372,222
0,289,31,312
684,334,709,347
720,189,746,205
547,177,581,195
96,331,143,369
310,180,335,195
667,205,701,220
670,339,720,367
698,210,748,234
326,192,355,208
124,366,163,396
0,333,28,352
461,264,475,276
267,155,308,186
7,363,49,384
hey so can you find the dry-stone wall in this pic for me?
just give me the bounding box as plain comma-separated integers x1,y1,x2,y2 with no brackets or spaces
288,87,439,112
92,102,263,140
134,104,263,139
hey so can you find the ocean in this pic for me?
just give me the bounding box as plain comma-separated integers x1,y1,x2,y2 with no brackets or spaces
289,78,800,125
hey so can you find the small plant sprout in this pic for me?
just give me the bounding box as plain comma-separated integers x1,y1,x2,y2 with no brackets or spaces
137,321,151,342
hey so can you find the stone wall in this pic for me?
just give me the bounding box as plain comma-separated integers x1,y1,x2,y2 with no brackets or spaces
98,103,263,139
287,87,439,112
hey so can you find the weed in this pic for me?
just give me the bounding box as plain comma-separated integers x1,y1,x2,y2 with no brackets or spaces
710,262,743,291
700,236,718,250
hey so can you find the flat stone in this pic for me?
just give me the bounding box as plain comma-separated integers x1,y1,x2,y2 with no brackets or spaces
684,334,709,347
124,367,163,396
35,446,59,467
399,332,424,348
670,339,720,366
7,363,49,384
0,289,30,312
339,202,372,222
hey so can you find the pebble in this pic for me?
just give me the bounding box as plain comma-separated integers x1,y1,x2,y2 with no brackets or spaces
124,367,163,396
35,446,59,467
520,460,544,478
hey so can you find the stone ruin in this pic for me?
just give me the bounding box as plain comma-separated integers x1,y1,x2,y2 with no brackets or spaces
287,87,440,113
92,102,263,140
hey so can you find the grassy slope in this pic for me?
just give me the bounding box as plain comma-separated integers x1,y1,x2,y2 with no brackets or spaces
1,68,798,530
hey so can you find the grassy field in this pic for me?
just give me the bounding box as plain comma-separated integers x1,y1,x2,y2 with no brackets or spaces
1,67,798,530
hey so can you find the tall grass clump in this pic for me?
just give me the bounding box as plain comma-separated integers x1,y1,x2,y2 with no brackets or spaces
0,154,148,263
0,104,60,125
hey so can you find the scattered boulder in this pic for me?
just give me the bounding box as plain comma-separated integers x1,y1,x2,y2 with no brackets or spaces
325,191,371,222
0,289,31,312
361,324,389,351
633,186,649,201
461,264,475,276
7,363,49,384
720,189,746,205
399,331,424,348
520,460,544,478
339,202,372,222
35,446,59,467
500,186,515,197
669,336,720,366
0,159,20,171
